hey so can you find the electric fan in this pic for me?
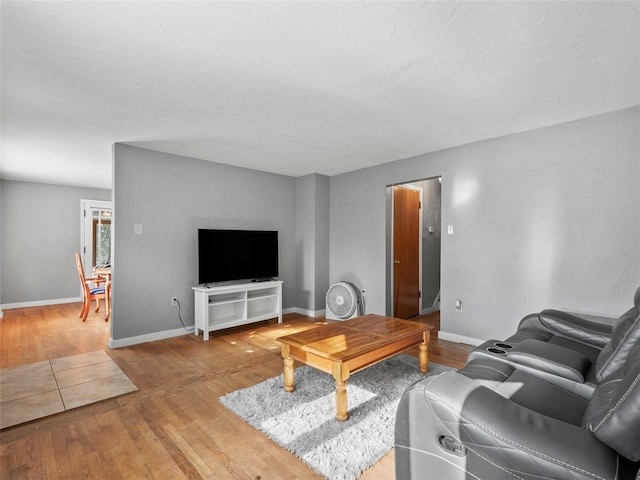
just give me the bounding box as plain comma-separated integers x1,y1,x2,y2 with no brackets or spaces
326,281,361,320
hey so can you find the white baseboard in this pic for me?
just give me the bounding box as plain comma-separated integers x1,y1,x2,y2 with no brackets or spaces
1,297,81,310
421,306,440,315
290,307,325,318
109,311,306,349
109,327,192,349
438,331,484,346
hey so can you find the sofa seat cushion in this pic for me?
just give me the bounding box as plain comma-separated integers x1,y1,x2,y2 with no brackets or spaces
469,339,598,398
505,329,602,363
458,358,589,426
505,339,592,383
547,336,601,363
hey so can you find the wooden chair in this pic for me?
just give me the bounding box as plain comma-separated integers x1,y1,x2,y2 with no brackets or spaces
75,252,108,322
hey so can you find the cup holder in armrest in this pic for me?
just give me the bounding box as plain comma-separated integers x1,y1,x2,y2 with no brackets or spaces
486,347,507,355
494,342,514,349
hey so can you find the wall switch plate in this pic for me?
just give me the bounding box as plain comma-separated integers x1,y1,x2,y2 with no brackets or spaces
447,225,454,235
134,224,143,235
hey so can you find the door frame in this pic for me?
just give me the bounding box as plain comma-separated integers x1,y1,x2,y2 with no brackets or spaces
386,176,442,317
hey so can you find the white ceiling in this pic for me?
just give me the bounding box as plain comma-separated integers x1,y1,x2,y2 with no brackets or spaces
1,1,639,190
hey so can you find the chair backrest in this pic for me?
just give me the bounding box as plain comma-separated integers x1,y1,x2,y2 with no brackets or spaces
583,339,640,461
75,252,88,286
595,286,640,381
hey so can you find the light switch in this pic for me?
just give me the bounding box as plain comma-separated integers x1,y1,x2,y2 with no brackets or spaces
447,225,454,235
134,224,143,235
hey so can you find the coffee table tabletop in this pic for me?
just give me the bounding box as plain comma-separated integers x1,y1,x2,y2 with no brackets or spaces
277,314,433,420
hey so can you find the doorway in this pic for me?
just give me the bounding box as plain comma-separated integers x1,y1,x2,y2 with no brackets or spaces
80,199,112,280
386,177,441,318
393,185,422,318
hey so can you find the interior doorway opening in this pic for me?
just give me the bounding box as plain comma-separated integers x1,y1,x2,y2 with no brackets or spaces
385,177,442,318
80,199,112,281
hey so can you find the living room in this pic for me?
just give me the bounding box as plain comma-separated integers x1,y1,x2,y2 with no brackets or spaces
1,1,639,479
4,109,638,348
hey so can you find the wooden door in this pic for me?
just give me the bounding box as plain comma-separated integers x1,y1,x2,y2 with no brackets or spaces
393,186,420,318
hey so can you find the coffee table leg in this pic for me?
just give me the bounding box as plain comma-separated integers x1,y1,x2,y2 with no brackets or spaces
282,345,295,392
332,362,349,421
283,356,295,392
419,331,429,373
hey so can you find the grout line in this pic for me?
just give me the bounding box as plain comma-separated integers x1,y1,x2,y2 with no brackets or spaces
57,368,126,391
1,352,136,428
49,359,68,410
0,388,61,406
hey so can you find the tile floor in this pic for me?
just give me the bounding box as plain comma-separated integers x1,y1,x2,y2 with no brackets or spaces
1,350,137,429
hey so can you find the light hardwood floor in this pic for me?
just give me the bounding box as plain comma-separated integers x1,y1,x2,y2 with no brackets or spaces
0,303,472,479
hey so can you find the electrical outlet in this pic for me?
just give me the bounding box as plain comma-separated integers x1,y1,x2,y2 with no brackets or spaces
171,297,178,306
455,299,463,312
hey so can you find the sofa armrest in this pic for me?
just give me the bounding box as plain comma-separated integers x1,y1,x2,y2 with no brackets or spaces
538,309,612,347
423,372,618,480
506,339,591,382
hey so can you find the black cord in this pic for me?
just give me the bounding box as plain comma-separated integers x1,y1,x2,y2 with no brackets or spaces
176,299,194,332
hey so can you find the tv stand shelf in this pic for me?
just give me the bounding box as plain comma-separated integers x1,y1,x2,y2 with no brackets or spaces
193,280,283,341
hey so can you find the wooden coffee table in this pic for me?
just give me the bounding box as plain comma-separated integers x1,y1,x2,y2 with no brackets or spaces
277,314,433,420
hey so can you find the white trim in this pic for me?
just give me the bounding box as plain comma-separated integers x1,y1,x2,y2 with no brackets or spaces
109,327,190,349
421,292,440,315
438,331,484,346
1,297,81,310
289,307,325,318
421,305,440,315
109,311,303,348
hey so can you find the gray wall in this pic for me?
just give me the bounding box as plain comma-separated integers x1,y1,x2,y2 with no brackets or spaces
294,174,330,313
111,145,297,341
330,107,640,341
1,179,111,304
0,181,3,310
6,109,638,347
314,175,330,309
409,178,442,310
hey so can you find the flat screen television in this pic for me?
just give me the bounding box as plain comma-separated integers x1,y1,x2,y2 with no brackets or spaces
198,229,279,285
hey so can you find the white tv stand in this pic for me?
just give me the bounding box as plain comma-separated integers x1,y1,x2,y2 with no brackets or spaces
193,280,283,341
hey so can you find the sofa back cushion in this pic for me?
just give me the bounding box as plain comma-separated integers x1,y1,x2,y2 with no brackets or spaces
595,287,640,382
583,340,640,460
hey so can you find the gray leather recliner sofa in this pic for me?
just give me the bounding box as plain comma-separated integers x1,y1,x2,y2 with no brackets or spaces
395,340,640,479
466,287,640,398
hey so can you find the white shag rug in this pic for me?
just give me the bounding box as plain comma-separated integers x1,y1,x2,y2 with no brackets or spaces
219,354,452,480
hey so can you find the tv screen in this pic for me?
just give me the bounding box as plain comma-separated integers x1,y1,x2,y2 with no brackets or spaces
198,229,279,284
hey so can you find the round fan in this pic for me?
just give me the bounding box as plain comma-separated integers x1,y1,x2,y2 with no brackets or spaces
326,282,359,320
